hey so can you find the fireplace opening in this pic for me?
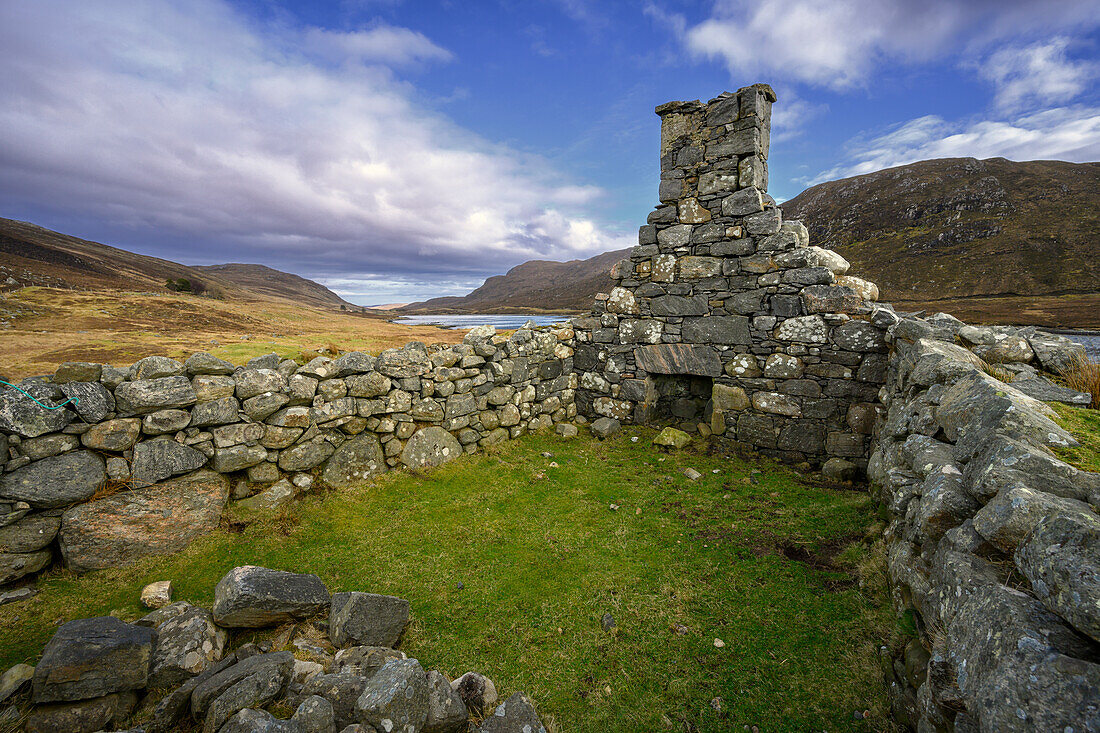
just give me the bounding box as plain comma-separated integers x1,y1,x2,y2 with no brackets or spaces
648,374,713,430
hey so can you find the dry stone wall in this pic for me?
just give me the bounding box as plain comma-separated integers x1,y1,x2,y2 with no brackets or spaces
0,323,577,590
871,312,1099,730
573,84,892,468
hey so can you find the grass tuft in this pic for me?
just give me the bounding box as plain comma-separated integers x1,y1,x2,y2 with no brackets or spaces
1057,352,1100,409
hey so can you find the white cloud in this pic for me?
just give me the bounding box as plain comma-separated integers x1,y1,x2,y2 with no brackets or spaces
804,106,1100,186
303,25,453,66
978,38,1097,110
681,0,1100,90
0,0,630,302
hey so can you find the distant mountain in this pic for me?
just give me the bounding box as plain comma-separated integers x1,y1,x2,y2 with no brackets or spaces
401,248,630,313
0,218,355,309
781,157,1100,302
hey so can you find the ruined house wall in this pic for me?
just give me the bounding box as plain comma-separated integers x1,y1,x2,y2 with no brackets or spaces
573,84,893,468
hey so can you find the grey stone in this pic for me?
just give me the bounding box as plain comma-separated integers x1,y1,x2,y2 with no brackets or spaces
53,362,103,383
0,381,74,437
295,672,373,730
377,348,431,379
590,417,620,439
279,439,334,472
243,391,290,421
213,444,268,473
832,321,886,352
197,653,294,733
321,433,386,489
132,438,208,486
346,373,391,398
0,450,105,508
1015,509,1100,642
80,418,141,451
149,603,228,688
293,694,337,733
973,486,1094,552
191,396,241,427
451,672,497,716
218,708,296,733
0,512,60,553
478,692,547,733
32,616,154,703
401,427,462,469
0,663,33,705
185,352,236,375
59,469,229,572
425,670,467,733
24,690,137,733
235,369,287,400
721,188,764,216
213,566,330,628
682,316,749,345
333,352,376,377
131,356,186,380
649,295,707,317
634,344,722,377
247,353,281,370
333,646,407,678
115,376,197,414
0,548,51,584
143,408,191,435
329,592,410,649
190,652,294,720
1027,333,1087,374
193,374,237,401
1010,375,1092,406
354,658,429,733
19,432,80,460
60,381,114,423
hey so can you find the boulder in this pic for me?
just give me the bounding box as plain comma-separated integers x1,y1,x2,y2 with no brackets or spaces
478,692,547,733
58,470,229,572
332,352,376,377
32,616,154,703
247,353,281,370
589,417,620,440
193,652,294,733
148,603,228,688
1027,333,1087,374
354,658,429,732
425,670,468,733
131,438,209,486
973,335,1034,364
1009,375,1092,406
0,381,74,437
292,694,336,733
213,566,330,628
141,580,173,609
450,672,498,716
321,433,386,488
292,672,372,729
400,427,462,469
329,592,410,649
115,376,197,414
24,690,137,733
972,486,1094,552
80,418,141,451
0,450,105,508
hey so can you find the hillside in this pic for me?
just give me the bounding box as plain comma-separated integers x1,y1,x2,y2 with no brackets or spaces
0,218,354,309
402,248,629,313
781,157,1100,302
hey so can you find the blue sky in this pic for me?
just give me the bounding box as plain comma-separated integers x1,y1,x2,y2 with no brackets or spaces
2,0,1098,304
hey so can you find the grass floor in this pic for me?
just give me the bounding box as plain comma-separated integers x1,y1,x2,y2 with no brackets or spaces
2,429,894,732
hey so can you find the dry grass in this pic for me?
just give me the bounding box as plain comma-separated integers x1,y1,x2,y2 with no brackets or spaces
1058,353,1100,409
976,358,1015,383
0,287,466,378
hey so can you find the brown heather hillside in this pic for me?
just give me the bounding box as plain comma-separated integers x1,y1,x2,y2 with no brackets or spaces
402,248,630,313
781,157,1100,302
0,217,355,309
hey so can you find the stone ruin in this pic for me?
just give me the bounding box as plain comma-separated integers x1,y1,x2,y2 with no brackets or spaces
572,84,894,470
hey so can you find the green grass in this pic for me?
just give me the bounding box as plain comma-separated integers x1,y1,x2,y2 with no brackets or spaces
2,430,893,732
1050,403,1100,472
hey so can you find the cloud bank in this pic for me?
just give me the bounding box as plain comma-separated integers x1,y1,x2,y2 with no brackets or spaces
0,0,630,303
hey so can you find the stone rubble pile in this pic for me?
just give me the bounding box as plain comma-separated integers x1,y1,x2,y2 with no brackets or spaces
871,312,1099,730
0,324,577,591
572,84,890,469
0,565,546,733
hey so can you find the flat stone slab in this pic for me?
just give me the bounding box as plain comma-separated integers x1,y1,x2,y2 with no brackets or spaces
1009,376,1092,406
633,344,722,377
213,566,329,628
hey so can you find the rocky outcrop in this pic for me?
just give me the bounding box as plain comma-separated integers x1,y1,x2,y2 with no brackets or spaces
872,312,1099,731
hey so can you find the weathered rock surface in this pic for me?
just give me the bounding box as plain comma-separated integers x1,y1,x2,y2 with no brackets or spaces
425,670,468,733
0,450,105,509
115,376,197,414
0,513,60,553
59,469,229,572
148,603,228,688
354,658,429,732
0,548,51,584
0,382,74,437
24,690,137,733
213,566,330,628
329,592,410,649
32,616,154,703
80,418,141,451
321,433,386,488
478,692,547,733
401,427,462,469
131,438,208,486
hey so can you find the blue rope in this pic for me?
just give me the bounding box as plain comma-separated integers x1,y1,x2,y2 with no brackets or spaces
0,380,79,409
